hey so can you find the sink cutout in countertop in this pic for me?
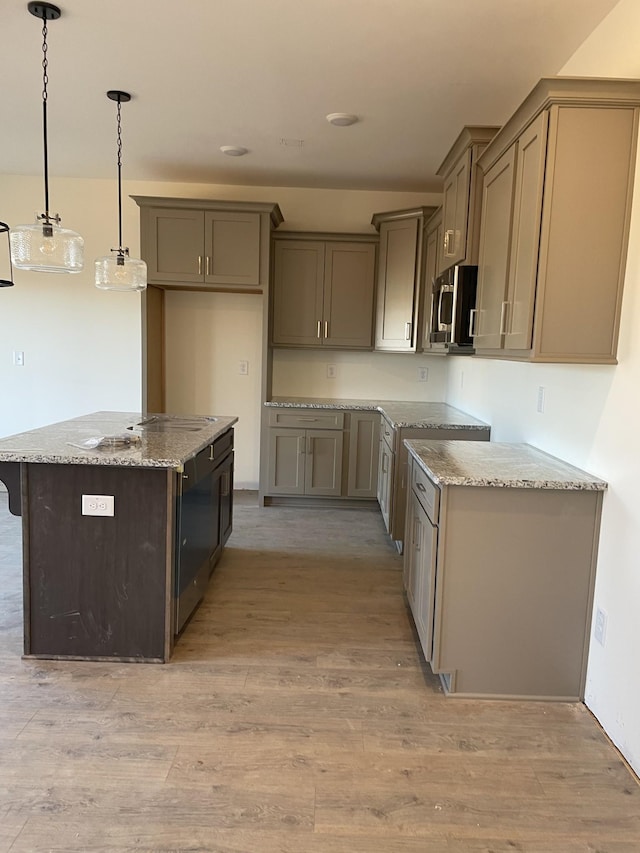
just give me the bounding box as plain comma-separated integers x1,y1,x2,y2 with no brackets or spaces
128,416,218,433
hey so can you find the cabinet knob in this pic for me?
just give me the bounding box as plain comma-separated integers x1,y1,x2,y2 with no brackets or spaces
405,322,412,341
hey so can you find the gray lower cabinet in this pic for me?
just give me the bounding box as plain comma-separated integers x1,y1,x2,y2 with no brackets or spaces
378,417,490,547
404,454,603,700
267,427,343,497
262,409,379,502
271,235,377,349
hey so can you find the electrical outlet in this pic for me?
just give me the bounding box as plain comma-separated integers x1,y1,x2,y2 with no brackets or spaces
417,367,429,382
594,607,607,646
536,386,545,413
238,360,249,375
327,364,337,379
82,494,115,517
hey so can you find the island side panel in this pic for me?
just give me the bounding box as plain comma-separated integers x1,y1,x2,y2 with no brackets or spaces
24,463,172,662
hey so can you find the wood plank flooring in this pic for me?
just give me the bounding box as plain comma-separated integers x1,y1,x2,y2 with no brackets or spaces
0,489,639,852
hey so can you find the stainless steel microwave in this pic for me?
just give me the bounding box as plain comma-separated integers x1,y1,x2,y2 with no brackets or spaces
429,265,478,351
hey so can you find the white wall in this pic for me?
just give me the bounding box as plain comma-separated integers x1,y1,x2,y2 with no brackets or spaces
445,0,640,775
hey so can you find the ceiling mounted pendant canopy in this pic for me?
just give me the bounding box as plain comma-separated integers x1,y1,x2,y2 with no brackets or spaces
0,223,15,287
95,90,147,292
10,2,84,274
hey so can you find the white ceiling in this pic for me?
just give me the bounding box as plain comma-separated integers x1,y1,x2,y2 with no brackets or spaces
0,0,623,192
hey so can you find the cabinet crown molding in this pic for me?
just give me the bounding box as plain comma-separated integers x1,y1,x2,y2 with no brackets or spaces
371,206,438,231
131,195,284,229
436,127,501,179
479,76,640,172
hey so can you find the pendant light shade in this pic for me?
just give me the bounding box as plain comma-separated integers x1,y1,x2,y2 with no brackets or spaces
10,3,84,274
95,90,146,292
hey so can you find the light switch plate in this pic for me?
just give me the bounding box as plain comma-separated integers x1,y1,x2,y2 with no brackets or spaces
82,494,115,517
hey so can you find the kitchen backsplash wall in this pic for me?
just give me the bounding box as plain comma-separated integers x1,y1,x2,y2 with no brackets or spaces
272,348,448,401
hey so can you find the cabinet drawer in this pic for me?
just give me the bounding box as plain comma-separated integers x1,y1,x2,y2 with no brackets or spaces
381,419,395,451
412,460,440,523
268,409,345,429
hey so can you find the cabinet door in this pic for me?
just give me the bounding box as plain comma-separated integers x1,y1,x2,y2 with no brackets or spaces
267,428,306,495
474,145,516,350
377,438,394,533
147,208,204,283
323,242,376,348
421,219,442,350
304,429,344,497
414,504,437,662
404,492,421,613
204,211,261,287
218,453,234,548
504,112,548,351
347,412,380,498
375,218,419,352
272,241,325,345
441,149,471,270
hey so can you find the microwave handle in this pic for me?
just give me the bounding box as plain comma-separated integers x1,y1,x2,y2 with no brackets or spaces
468,308,477,338
437,283,454,329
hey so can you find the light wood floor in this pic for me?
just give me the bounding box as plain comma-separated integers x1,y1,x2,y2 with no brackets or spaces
0,490,639,852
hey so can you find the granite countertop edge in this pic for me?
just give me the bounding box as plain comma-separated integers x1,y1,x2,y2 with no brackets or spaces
0,413,239,469
265,397,491,431
405,439,608,492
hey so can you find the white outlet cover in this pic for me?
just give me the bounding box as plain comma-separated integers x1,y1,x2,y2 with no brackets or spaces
327,364,337,379
82,494,115,517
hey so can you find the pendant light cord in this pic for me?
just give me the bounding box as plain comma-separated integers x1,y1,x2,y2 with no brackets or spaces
116,96,123,254
40,16,51,222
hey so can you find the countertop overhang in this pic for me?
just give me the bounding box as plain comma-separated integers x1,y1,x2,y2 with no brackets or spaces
265,397,490,432
0,411,238,470
405,439,608,491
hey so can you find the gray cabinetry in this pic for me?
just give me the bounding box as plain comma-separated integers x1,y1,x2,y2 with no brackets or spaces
404,444,605,700
272,234,376,349
379,418,489,548
421,208,443,351
372,207,437,352
474,77,640,363
134,196,283,291
262,407,379,503
266,410,344,497
436,127,499,274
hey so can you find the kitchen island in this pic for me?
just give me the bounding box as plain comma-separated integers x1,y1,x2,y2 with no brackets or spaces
403,439,607,700
0,411,237,663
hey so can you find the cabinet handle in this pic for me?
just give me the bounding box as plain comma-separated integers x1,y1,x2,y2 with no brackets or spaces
198,255,202,275
382,455,388,474
209,444,215,461
324,320,329,339
444,229,455,256
415,519,421,552
499,301,509,335
317,320,322,339
298,417,318,422
405,321,412,341
416,482,426,492
468,308,477,338
221,471,230,497
307,436,313,455
206,256,211,276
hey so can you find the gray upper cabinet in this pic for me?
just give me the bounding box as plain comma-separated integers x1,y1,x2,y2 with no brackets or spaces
134,196,283,291
372,207,437,353
474,78,640,363
271,234,377,349
436,127,500,275
421,208,443,352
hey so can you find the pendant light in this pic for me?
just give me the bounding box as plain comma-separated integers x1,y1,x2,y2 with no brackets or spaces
0,223,15,287
10,3,84,274
95,91,147,292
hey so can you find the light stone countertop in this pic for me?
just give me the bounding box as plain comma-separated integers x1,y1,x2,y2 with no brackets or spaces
405,439,607,490
0,411,238,470
266,397,490,431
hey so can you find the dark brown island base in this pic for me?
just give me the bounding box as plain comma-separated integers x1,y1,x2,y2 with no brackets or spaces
0,411,237,663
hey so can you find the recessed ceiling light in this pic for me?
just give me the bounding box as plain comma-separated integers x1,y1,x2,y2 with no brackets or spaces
220,145,248,157
326,113,358,127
